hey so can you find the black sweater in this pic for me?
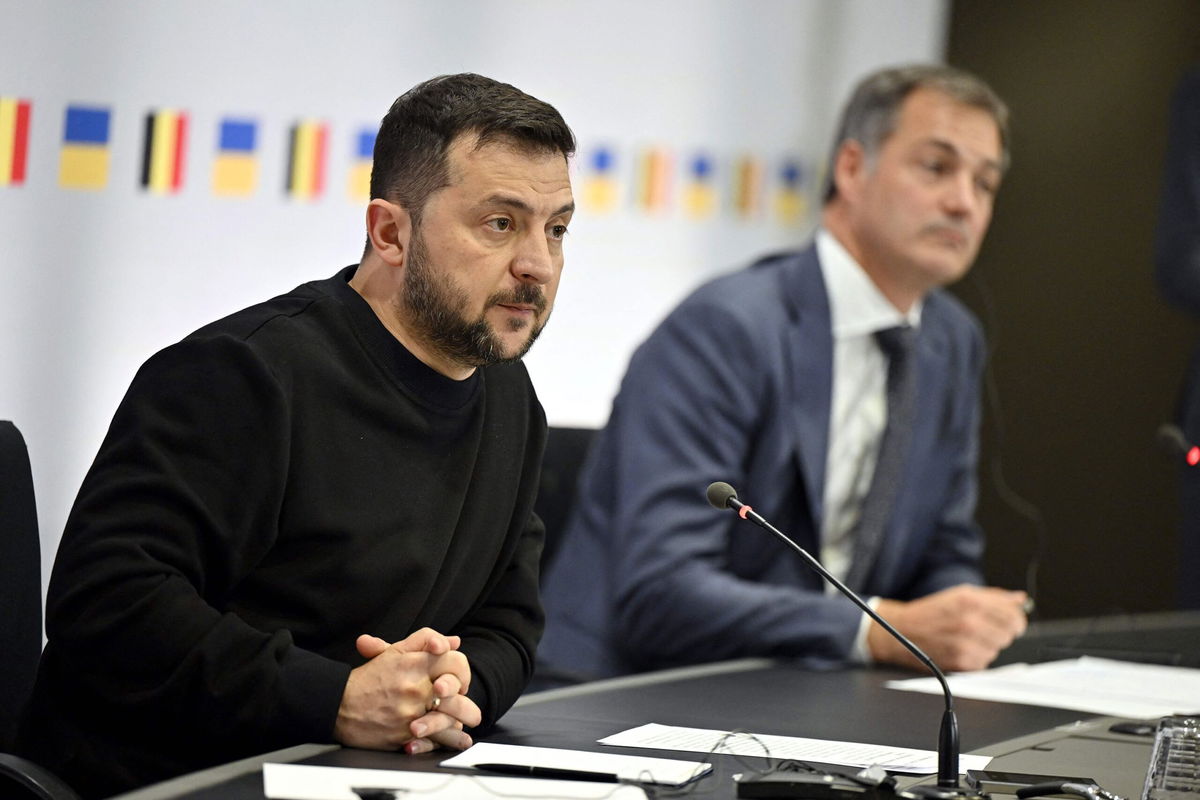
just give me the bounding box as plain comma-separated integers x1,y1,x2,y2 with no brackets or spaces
20,267,547,797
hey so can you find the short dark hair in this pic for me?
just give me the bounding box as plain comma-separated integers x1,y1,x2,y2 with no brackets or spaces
368,73,575,230
823,64,1009,203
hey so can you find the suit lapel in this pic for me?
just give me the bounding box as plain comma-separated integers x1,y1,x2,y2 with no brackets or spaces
782,248,833,534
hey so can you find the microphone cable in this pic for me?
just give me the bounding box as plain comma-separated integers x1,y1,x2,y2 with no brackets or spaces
958,267,1047,617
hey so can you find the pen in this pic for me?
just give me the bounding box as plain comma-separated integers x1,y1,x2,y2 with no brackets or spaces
473,763,620,783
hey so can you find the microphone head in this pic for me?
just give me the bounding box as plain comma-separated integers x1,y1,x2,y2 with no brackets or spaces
1157,423,1188,455
706,481,738,509
1158,423,1200,466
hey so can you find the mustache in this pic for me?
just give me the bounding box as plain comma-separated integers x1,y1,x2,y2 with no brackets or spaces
489,284,548,313
922,221,971,238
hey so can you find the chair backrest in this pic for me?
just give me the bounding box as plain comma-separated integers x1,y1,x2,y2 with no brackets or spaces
533,426,597,577
0,421,41,752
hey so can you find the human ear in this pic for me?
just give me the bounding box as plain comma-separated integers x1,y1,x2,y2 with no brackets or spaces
365,199,412,267
832,140,867,202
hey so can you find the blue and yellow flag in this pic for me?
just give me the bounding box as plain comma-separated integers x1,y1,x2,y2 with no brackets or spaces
59,105,111,190
682,153,717,219
285,119,328,201
347,127,375,201
774,158,808,226
0,97,31,187
140,109,188,194
582,146,618,214
212,118,258,197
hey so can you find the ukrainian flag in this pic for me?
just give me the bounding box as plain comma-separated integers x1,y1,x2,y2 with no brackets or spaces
634,147,671,213
212,118,258,197
682,153,717,219
582,146,618,214
140,109,188,194
347,127,375,201
774,158,808,226
285,119,328,201
0,97,31,187
59,105,111,190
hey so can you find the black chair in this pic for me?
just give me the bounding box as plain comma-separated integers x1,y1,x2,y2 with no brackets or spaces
527,426,599,692
533,426,597,577
0,421,80,800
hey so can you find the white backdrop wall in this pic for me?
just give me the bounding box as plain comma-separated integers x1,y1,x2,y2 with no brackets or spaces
0,0,947,588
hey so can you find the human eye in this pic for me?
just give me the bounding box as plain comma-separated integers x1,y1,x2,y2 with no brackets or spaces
975,172,1000,197
486,217,513,232
549,223,569,241
920,157,950,177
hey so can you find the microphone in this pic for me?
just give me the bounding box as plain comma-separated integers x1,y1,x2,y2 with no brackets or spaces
1156,423,1200,466
706,481,980,800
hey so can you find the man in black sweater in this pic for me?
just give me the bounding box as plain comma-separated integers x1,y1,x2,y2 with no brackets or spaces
19,73,576,797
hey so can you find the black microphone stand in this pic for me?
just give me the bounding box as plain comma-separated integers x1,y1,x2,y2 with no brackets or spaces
708,482,984,800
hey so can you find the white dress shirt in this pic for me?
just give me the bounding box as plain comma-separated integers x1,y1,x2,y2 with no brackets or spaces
815,229,921,661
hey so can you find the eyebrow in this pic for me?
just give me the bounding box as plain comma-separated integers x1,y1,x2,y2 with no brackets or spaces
482,193,575,218
922,139,1004,173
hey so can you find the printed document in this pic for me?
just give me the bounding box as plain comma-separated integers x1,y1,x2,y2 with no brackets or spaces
262,762,648,800
886,657,1200,718
598,723,992,773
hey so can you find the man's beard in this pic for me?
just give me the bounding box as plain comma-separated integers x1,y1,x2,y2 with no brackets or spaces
398,230,549,369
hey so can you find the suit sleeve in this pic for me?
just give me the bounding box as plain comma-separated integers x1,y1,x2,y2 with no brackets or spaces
601,298,864,669
43,336,350,752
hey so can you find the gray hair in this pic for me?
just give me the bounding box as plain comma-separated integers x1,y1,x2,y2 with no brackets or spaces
823,64,1010,203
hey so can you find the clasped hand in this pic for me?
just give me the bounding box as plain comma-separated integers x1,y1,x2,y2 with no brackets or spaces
334,627,482,755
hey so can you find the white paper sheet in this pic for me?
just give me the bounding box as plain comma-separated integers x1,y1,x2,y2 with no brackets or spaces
439,741,711,786
886,657,1200,718
262,762,648,800
598,722,992,773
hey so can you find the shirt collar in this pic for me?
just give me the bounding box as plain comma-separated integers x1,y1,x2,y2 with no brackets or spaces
816,228,922,339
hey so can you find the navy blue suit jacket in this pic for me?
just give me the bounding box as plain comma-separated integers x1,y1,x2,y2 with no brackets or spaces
540,246,987,678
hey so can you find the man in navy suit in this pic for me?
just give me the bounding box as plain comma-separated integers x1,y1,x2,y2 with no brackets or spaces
539,64,1028,679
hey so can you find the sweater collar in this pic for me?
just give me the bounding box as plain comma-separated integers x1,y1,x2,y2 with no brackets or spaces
322,265,481,410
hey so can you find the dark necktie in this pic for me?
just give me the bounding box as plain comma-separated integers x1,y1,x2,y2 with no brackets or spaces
844,325,917,593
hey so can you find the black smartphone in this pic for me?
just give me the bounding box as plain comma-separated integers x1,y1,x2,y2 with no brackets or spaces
965,771,1096,794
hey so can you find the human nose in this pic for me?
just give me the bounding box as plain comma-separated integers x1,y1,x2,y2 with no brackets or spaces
511,230,555,285
942,171,978,219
